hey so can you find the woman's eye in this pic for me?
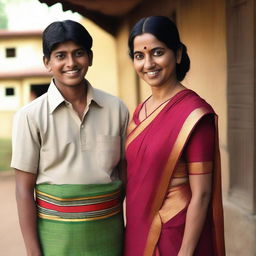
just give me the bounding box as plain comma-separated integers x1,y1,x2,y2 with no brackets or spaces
153,49,164,56
134,53,143,60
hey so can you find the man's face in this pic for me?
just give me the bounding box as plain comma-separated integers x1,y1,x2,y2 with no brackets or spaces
44,40,92,89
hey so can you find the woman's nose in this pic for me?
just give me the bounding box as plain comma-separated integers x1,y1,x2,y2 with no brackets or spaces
144,55,155,69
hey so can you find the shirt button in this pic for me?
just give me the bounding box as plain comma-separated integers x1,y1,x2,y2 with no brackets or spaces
81,125,84,128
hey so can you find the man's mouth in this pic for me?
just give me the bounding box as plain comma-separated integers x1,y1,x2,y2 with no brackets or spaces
63,69,80,74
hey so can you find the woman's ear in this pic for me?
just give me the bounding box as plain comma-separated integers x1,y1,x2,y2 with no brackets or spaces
43,56,52,72
176,47,182,64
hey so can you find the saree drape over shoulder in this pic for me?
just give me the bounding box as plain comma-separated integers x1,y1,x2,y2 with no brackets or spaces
124,89,225,256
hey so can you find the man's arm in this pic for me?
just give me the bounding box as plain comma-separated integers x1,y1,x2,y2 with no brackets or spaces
15,169,42,256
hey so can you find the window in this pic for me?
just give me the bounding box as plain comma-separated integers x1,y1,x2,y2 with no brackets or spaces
5,87,15,96
5,48,16,58
30,84,49,99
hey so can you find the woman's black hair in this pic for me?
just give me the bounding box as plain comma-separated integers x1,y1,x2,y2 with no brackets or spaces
42,20,93,58
128,16,190,81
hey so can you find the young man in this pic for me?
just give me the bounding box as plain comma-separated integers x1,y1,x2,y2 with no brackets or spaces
11,20,129,256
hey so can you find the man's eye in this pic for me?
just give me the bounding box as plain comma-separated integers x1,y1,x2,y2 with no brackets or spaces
75,50,86,57
56,54,64,59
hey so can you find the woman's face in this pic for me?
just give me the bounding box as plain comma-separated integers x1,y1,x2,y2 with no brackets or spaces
43,40,92,90
132,33,179,89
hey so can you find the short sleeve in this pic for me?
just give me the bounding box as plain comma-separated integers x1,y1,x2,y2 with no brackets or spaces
184,114,215,175
11,110,40,173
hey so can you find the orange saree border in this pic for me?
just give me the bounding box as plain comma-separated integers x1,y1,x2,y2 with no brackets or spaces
143,107,217,256
188,161,213,174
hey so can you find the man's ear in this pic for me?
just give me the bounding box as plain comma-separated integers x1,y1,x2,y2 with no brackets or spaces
88,51,93,66
176,47,182,64
43,56,52,72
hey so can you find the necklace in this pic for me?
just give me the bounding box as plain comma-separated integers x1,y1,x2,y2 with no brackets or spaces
144,96,173,118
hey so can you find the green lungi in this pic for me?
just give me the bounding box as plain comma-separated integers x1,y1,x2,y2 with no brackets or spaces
36,181,124,256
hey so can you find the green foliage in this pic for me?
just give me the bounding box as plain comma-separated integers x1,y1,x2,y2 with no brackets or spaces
0,1,8,29
0,138,12,171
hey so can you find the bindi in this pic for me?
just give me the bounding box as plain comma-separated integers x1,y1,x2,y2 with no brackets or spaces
144,46,147,50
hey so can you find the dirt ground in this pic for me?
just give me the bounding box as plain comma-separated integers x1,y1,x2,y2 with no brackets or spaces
0,170,26,256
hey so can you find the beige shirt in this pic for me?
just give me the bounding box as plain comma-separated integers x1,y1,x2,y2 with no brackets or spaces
11,80,129,184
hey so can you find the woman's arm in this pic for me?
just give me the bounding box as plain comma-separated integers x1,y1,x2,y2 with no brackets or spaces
178,115,215,256
178,173,212,256
15,169,42,256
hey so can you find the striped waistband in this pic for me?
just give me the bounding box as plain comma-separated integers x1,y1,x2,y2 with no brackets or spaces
36,184,122,222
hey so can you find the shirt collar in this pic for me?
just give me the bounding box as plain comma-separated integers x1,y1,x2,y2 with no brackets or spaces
86,81,104,108
47,80,65,113
47,80,103,114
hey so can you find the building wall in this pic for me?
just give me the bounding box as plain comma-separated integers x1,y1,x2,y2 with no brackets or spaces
80,18,119,96
0,36,45,72
116,20,139,113
177,0,229,194
225,0,256,255
0,77,50,138
0,33,50,138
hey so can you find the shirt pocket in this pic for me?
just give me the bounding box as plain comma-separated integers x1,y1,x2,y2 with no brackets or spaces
95,135,121,172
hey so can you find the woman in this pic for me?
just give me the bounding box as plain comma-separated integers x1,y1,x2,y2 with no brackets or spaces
124,16,225,256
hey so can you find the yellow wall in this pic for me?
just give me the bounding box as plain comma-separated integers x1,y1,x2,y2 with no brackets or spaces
80,18,139,114
0,37,45,72
0,77,50,138
0,111,14,138
116,21,139,113
177,0,228,193
80,18,119,96
0,34,50,138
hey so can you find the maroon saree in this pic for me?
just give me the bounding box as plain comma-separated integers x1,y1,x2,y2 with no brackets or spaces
124,89,225,256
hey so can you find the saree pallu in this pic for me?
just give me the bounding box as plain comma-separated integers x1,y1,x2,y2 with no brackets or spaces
124,89,225,256
36,181,124,256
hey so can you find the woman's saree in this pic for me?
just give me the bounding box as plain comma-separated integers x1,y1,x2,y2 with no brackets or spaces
124,89,225,256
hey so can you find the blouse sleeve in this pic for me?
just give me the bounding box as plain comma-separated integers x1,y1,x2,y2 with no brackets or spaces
184,114,215,175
